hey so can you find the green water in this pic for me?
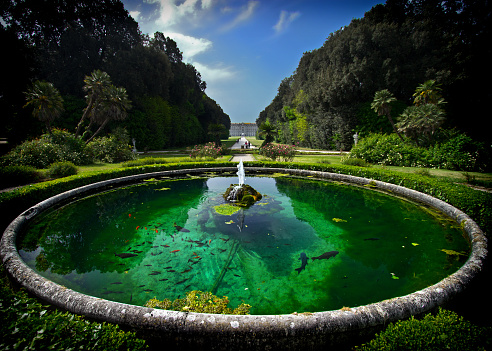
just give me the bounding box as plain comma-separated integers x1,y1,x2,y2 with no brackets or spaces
19,176,469,315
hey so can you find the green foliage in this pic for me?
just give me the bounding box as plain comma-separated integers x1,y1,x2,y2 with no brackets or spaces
85,131,136,164
0,165,42,189
356,308,492,350
350,133,488,172
146,290,251,315
259,143,297,162
189,142,223,159
1,129,91,168
46,161,78,179
341,157,370,167
0,267,147,350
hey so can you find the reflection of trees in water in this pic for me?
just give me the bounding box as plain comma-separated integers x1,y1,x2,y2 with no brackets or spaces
22,178,207,276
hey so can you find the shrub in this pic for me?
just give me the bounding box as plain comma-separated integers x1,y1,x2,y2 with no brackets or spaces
0,129,91,168
341,157,370,167
259,143,297,162
350,133,489,171
46,161,78,178
189,142,223,159
146,290,251,315
0,165,42,189
86,135,136,163
355,308,492,350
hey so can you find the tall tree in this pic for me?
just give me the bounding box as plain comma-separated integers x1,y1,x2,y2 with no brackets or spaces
258,121,277,147
24,81,64,134
85,85,131,143
75,70,112,138
371,89,404,140
413,79,445,106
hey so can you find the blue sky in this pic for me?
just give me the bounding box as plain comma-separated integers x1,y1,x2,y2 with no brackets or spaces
120,0,384,123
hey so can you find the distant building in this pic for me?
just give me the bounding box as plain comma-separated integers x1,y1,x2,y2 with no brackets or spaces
229,123,258,137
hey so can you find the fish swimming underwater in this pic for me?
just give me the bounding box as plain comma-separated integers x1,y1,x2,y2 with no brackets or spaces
311,251,339,261
295,252,309,274
173,222,190,232
114,253,138,258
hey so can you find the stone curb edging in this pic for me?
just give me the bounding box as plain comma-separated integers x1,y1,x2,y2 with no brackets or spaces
0,167,488,349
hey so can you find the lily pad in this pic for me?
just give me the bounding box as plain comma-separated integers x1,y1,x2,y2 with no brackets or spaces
214,204,241,216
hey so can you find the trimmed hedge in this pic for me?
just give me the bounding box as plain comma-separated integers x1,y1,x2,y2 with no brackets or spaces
0,165,43,189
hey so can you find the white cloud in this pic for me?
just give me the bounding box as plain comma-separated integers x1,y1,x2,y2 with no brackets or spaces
129,10,141,21
273,10,300,34
166,32,212,60
192,61,237,82
221,1,259,32
149,0,213,28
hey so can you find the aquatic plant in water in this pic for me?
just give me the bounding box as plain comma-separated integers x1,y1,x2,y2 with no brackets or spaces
145,290,251,315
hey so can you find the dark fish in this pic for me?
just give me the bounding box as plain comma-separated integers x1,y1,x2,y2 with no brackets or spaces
111,282,123,285
184,284,191,290
151,252,163,256
149,271,161,275
144,264,152,266
234,274,241,277
364,238,380,241
218,249,227,253
312,251,339,261
219,237,230,242
181,268,192,273
167,270,176,272
138,284,146,287
162,245,170,247
143,289,153,292
176,278,189,285
114,253,138,258
159,279,169,281
295,252,309,274
174,222,190,232
164,266,172,269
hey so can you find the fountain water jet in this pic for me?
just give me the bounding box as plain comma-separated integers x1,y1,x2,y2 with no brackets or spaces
224,159,261,205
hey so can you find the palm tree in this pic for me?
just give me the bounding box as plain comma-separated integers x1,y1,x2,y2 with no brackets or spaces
24,81,64,134
85,85,131,143
258,121,277,147
75,70,112,138
397,104,445,145
413,80,445,106
371,89,404,141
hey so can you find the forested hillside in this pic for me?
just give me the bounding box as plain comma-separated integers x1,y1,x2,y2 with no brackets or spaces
257,0,491,150
0,0,230,150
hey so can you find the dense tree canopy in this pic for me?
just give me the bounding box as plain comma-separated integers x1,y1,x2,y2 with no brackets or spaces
257,0,491,149
1,0,230,149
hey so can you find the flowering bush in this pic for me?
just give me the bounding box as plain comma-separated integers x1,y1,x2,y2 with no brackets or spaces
259,143,297,162
189,142,223,159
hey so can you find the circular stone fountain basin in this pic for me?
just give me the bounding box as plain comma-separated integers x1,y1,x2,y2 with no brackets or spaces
0,167,487,349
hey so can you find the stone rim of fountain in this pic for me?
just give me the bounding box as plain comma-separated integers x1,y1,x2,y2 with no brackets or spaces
0,167,487,345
